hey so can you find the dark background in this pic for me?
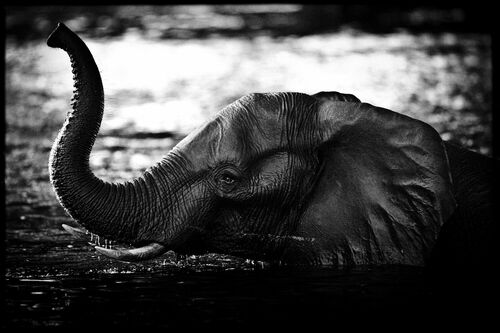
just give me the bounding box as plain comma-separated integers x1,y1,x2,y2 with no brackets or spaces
5,5,495,40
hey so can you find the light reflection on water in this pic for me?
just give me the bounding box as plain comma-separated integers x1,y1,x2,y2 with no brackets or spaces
6,30,491,162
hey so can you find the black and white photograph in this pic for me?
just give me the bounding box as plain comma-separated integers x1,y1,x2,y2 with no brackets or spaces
3,4,497,329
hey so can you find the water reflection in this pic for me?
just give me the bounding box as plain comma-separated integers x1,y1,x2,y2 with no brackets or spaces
6,30,491,167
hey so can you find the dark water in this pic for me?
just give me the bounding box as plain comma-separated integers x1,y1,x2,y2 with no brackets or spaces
4,224,492,329
5,265,442,328
5,215,494,328
4,218,440,328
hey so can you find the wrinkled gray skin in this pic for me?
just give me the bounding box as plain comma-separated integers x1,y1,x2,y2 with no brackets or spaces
48,23,495,267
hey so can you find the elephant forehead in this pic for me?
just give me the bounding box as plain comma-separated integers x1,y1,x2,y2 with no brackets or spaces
172,115,277,169
215,92,320,152
173,92,320,169
217,113,284,156
173,118,223,168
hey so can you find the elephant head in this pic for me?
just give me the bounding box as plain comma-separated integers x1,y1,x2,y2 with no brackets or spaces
48,23,456,266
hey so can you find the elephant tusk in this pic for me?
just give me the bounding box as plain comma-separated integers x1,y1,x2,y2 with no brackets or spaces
62,223,89,241
62,223,116,248
94,243,167,262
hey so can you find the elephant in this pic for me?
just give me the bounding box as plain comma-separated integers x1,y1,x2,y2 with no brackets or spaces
46,23,496,268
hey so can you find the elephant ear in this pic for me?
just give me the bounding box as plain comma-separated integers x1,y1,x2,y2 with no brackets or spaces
298,100,456,266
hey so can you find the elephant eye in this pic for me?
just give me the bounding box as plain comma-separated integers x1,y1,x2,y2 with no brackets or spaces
216,169,241,190
220,174,236,185
213,165,242,193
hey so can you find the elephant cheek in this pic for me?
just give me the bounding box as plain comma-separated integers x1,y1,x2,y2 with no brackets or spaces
163,182,219,248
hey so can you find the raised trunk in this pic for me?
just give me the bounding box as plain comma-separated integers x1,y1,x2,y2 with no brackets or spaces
47,23,180,246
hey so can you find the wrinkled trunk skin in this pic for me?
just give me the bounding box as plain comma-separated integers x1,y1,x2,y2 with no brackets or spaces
47,23,185,246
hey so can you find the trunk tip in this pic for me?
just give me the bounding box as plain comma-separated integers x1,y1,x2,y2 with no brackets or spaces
46,22,71,48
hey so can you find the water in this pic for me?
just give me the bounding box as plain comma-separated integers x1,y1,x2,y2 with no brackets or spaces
5,218,489,328
4,218,442,327
6,265,442,328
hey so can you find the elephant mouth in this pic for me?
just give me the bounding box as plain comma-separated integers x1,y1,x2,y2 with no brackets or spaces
62,224,167,262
